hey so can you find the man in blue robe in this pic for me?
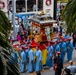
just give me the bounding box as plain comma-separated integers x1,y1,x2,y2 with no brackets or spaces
20,47,26,73
60,39,67,62
53,41,60,57
67,38,73,61
10,50,19,64
64,33,70,39
46,42,54,70
35,46,43,73
28,46,34,73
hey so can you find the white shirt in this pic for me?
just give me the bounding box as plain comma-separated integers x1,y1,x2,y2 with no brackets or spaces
67,65,76,75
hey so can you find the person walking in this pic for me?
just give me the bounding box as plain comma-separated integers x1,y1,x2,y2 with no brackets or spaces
28,46,34,73
35,46,43,75
54,52,63,75
46,41,54,70
60,38,67,62
66,38,73,61
53,41,60,57
20,47,26,73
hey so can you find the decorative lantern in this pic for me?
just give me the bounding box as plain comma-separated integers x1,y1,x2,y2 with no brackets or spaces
0,1,5,9
46,0,51,6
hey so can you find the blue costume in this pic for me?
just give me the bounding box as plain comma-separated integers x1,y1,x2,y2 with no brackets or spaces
28,49,34,73
20,50,26,72
10,50,18,64
60,41,67,62
67,41,73,61
46,45,53,68
35,49,43,72
54,44,60,57
25,49,29,62
64,34,70,39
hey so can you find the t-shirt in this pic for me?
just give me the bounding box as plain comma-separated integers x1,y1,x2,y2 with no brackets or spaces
67,65,76,75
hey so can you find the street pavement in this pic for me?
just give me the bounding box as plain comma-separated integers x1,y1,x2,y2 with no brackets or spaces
20,49,76,75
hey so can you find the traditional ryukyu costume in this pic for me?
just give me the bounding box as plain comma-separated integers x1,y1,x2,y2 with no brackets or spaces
46,42,54,69
35,47,43,72
10,50,19,64
66,38,73,61
60,38,67,62
28,46,34,73
53,41,60,57
20,47,27,72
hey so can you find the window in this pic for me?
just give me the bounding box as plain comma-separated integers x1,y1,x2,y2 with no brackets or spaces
27,0,36,12
38,0,43,11
15,0,43,13
16,0,25,12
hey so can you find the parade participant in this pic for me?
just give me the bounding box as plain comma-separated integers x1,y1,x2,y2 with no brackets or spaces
67,38,73,61
20,47,26,73
60,38,67,62
35,45,43,75
10,50,19,64
17,32,22,41
42,32,47,44
54,52,63,75
26,36,31,44
28,46,34,73
64,33,70,39
67,60,76,75
46,41,54,70
53,40,60,57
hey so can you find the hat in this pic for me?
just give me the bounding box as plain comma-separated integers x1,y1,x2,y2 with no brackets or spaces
56,40,60,43
21,46,28,50
56,52,61,55
50,41,55,45
30,44,39,48
62,38,66,42
27,42,31,44
67,38,71,41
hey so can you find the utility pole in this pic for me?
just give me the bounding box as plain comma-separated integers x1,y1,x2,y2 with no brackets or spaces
25,0,27,12
12,0,16,34
53,0,57,20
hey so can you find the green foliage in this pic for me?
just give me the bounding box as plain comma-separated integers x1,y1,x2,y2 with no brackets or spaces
0,9,11,48
62,0,76,33
0,10,19,75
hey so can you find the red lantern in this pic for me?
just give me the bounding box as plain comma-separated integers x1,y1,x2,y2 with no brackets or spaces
46,0,51,6
0,1,5,9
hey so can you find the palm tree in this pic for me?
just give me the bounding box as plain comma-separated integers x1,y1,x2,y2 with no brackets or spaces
62,0,76,33
0,9,19,75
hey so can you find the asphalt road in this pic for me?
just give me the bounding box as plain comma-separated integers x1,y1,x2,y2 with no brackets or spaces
20,49,76,75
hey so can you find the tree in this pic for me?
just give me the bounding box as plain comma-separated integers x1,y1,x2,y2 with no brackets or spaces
0,9,19,75
62,0,76,33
